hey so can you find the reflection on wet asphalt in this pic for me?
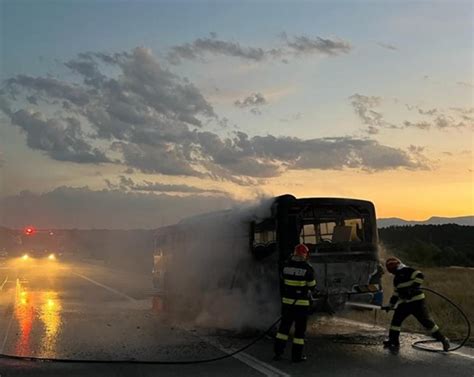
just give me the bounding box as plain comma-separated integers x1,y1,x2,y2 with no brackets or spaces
0,259,224,362
13,279,62,357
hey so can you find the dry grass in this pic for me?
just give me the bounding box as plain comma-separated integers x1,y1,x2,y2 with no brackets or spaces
342,267,473,343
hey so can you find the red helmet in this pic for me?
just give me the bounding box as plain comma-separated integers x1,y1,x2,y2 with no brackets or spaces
385,257,401,273
294,243,309,258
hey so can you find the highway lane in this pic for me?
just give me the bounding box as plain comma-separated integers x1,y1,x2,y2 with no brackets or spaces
0,258,268,376
0,257,473,376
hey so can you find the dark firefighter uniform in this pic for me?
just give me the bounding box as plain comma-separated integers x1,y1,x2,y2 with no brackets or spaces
387,266,448,348
274,255,316,361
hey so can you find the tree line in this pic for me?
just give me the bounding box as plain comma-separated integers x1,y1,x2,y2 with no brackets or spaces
378,224,474,267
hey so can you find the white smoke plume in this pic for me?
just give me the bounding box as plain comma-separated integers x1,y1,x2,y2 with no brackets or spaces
160,198,281,330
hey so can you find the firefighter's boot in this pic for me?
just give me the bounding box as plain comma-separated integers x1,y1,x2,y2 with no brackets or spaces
441,337,451,352
383,339,400,350
433,330,450,352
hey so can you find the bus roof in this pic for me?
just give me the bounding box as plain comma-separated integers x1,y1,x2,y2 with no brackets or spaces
175,196,375,226
296,197,375,208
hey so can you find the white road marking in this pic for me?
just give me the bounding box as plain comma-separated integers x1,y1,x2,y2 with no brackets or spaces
72,271,137,303
1,310,15,354
449,350,474,361
1,277,16,354
232,351,291,377
188,330,290,377
0,275,8,291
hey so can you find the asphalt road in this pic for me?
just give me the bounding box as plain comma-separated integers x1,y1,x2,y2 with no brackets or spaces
0,257,472,377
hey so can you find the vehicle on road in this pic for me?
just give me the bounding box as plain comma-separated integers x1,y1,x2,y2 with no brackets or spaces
153,195,382,314
19,229,60,261
21,248,59,261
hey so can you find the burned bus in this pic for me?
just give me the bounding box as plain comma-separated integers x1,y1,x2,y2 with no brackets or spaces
153,195,382,315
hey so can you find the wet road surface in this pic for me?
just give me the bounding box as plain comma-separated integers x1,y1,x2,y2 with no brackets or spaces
0,257,472,376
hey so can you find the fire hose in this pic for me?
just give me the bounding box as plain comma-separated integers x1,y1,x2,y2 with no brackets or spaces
411,287,471,353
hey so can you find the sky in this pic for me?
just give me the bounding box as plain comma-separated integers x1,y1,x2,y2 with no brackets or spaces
0,0,473,229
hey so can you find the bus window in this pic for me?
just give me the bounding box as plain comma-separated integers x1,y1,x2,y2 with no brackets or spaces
319,221,336,242
253,229,276,245
300,222,336,244
252,225,277,259
344,218,364,242
300,224,317,245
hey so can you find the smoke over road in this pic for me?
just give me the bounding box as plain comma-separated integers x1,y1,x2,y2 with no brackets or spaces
161,198,281,330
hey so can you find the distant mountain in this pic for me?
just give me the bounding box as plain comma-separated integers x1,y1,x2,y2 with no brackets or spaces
377,216,474,228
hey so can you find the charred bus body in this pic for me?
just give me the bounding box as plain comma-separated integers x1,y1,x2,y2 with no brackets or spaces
259,195,382,310
153,195,382,314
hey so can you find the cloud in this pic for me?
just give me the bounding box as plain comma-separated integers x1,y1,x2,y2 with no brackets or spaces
456,81,473,88
1,47,430,183
250,136,429,171
417,108,437,116
349,94,392,132
1,46,215,169
106,175,224,194
113,142,203,176
351,94,473,134
234,92,267,108
167,34,266,65
8,109,109,163
167,33,351,64
403,120,432,130
5,75,90,106
0,187,240,229
404,114,472,131
450,107,474,122
376,42,398,51
234,92,267,115
282,34,352,56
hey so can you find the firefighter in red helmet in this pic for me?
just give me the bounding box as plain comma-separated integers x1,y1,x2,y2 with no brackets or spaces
383,257,450,351
274,243,316,362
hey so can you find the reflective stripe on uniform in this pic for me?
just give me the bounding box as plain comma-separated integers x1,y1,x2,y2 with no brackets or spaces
396,280,417,288
284,279,307,287
411,270,422,279
430,324,440,333
390,325,401,332
282,297,310,306
293,338,304,345
401,293,425,303
414,278,424,284
276,332,289,341
307,279,316,287
392,291,399,297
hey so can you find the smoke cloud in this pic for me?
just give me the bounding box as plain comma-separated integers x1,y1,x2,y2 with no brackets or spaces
160,199,281,330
